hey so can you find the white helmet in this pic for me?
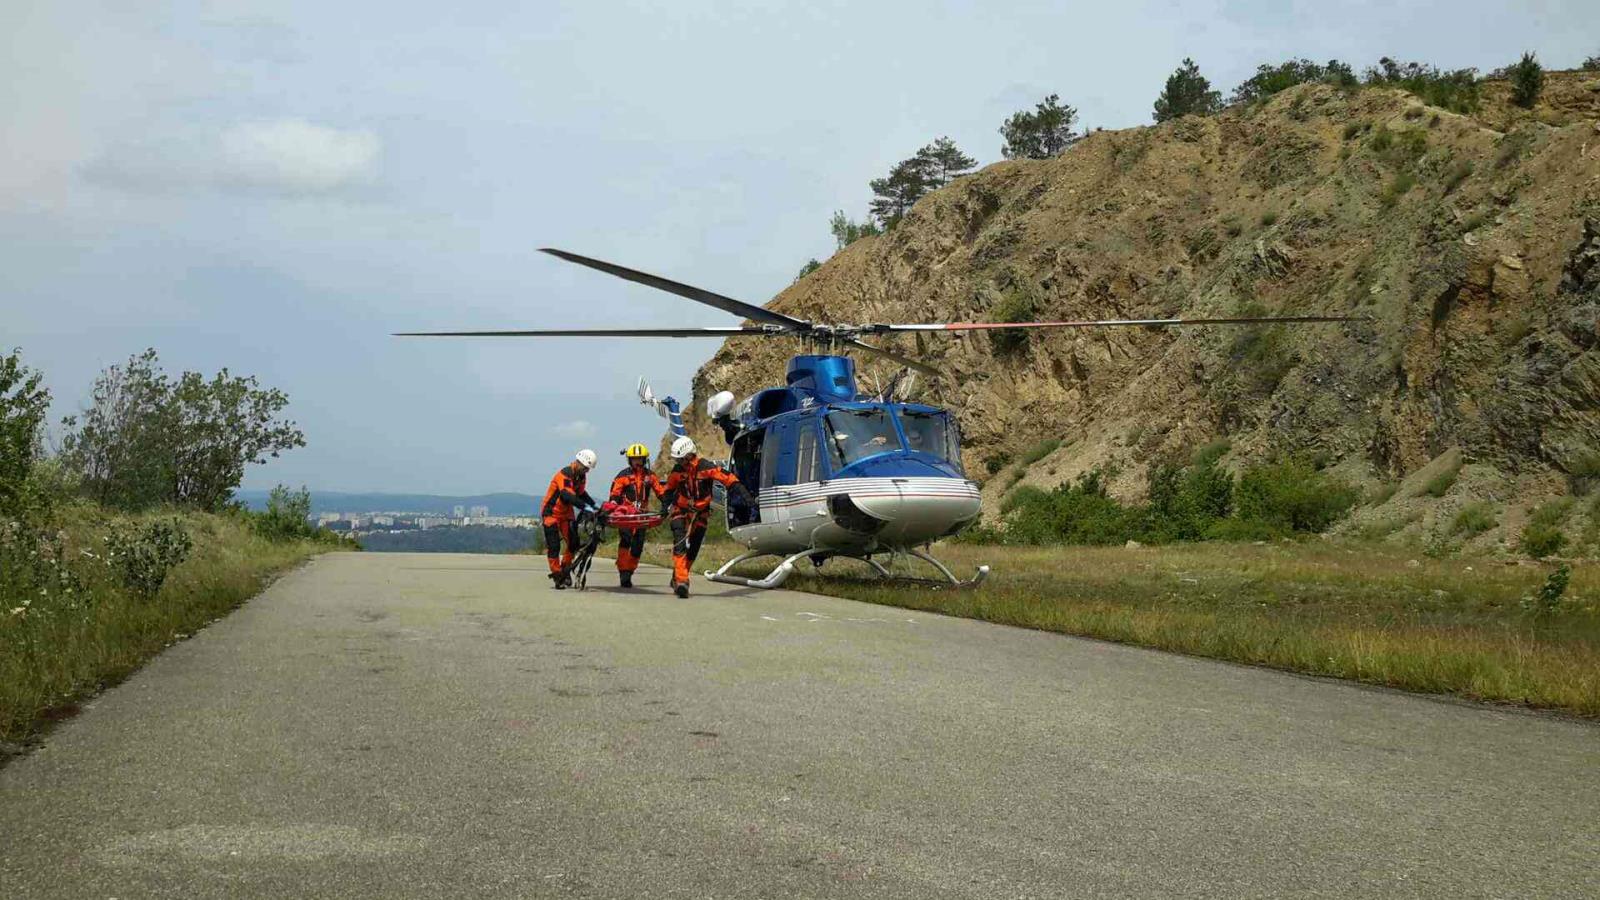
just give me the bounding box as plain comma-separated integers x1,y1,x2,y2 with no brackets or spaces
670,436,696,459
574,448,597,469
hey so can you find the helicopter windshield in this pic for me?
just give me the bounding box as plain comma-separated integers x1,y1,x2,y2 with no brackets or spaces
825,409,901,466
898,409,961,468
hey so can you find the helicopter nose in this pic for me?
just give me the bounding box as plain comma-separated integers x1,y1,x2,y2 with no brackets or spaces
845,476,982,544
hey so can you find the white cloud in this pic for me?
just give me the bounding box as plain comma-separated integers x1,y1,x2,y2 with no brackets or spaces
217,119,379,192
83,118,380,196
551,420,598,439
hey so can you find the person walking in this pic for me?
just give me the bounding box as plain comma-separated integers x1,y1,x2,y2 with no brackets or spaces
660,436,753,598
608,442,665,588
542,449,598,589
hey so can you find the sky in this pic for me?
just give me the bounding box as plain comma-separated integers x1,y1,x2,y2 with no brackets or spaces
4,1,1594,494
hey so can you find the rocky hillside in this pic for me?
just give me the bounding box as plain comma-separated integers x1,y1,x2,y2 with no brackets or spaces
686,71,1600,552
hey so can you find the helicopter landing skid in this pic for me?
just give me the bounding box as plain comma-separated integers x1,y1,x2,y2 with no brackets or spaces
704,547,988,590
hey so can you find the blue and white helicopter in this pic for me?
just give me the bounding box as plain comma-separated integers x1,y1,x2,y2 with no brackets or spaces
401,249,1356,590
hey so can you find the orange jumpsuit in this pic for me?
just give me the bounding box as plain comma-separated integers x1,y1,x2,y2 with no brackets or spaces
541,463,595,577
660,454,752,586
608,463,665,574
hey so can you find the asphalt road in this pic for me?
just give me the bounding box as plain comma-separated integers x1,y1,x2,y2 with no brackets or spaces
2,552,1597,899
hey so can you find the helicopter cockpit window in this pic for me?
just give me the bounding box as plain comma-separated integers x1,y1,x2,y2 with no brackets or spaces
898,410,959,469
825,409,901,467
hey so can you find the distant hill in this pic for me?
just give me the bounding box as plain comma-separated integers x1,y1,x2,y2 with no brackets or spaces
235,490,539,516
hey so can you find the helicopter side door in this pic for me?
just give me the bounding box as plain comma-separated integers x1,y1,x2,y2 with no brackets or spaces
728,428,764,528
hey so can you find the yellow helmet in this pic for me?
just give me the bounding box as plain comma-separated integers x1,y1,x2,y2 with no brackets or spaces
622,443,651,459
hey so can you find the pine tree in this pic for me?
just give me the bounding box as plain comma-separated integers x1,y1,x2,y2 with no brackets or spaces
916,137,978,187
1509,52,1544,109
1153,58,1222,122
868,156,937,228
998,94,1079,160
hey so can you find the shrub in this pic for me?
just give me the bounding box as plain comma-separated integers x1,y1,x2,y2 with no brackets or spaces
1230,58,1357,104
1565,449,1600,496
984,451,1013,476
1004,471,1137,546
1523,564,1571,613
1451,501,1496,537
104,518,193,599
1381,173,1417,208
1363,58,1480,114
795,259,821,281
1585,53,1600,72
1233,457,1359,534
1342,122,1363,140
1442,160,1474,194
1018,439,1061,468
254,484,315,541
1370,128,1394,153
1147,458,1235,541
1260,211,1278,227
1508,52,1544,109
988,290,1039,355
1521,500,1571,559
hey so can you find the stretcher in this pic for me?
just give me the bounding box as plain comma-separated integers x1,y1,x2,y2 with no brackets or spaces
567,502,667,590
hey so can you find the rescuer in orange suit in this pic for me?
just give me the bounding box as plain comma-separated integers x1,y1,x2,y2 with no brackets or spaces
542,448,598,589
660,435,754,598
608,442,665,589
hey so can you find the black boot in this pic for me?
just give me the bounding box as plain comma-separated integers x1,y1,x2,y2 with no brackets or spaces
550,571,567,590
674,580,689,599
620,571,633,589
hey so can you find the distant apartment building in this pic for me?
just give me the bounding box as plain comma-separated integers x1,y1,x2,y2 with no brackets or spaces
371,515,394,527
452,504,466,518
469,505,490,518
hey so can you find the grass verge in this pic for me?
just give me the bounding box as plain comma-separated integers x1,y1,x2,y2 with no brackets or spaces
1,507,339,751
643,539,1600,717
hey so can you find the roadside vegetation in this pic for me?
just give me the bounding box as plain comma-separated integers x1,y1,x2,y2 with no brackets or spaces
970,446,1358,546
641,538,1598,717
1,348,345,753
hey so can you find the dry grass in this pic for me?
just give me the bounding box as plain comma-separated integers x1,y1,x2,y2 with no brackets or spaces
1,509,338,748
643,539,1600,717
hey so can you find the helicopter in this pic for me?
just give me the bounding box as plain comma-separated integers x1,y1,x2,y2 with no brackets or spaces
399,248,1359,590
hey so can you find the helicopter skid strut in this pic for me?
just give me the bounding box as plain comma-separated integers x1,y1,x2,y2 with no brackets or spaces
705,547,988,590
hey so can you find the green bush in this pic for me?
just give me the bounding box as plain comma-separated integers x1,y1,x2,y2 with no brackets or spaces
1442,160,1474,194
994,455,1357,546
1260,211,1278,227
1451,501,1496,537
1342,122,1363,140
253,485,316,541
1230,58,1358,104
104,518,193,599
1508,52,1543,109
984,451,1013,476
1003,471,1138,545
1233,457,1359,534
1565,449,1600,496
1363,58,1480,113
988,290,1039,355
1018,439,1061,468
1381,173,1417,208
1521,500,1571,559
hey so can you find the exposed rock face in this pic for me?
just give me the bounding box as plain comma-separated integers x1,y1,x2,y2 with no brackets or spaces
683,73,1600,532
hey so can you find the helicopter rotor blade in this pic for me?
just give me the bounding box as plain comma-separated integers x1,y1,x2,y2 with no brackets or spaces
540,248,811,331
840,337,942,377
868,315,1366,332
394,327,772,338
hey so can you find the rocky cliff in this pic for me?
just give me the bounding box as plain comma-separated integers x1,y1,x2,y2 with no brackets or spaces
685,71,1600,550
